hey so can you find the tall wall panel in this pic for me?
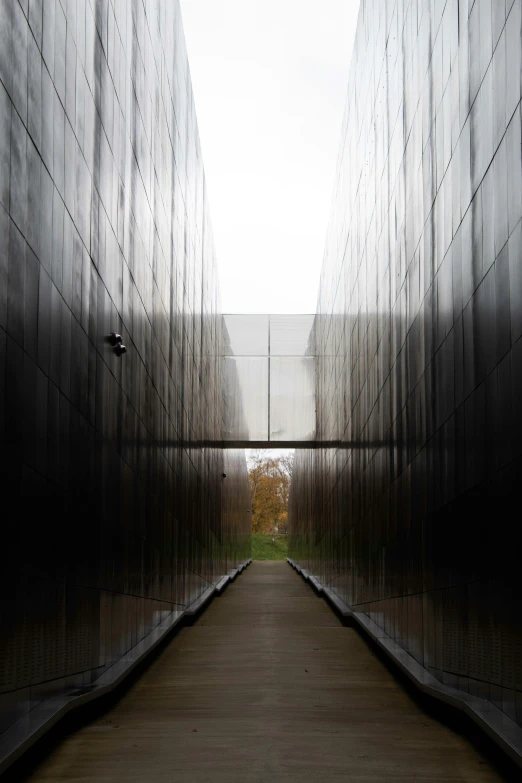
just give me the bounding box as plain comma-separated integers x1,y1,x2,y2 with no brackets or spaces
0,0,250,741
289,0,522,725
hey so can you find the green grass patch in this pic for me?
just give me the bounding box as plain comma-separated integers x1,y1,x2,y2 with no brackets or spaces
251,533,288,560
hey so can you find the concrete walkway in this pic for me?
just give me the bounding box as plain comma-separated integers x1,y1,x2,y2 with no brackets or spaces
23,562,506,782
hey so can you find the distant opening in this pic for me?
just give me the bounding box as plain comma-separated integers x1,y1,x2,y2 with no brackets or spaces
246,449,294,560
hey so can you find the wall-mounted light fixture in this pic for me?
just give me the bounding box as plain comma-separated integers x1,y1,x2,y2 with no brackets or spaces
107,332,127,357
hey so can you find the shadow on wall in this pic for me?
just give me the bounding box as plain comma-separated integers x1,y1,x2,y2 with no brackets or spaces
0,0,251,754
289,0,522,731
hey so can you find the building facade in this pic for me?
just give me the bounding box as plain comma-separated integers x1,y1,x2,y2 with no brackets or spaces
0,0,250,742
290,0,522,725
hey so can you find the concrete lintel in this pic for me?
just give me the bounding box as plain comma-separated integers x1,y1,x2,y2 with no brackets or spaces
223,441,317,449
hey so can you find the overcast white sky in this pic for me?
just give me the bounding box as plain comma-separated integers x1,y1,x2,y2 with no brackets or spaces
179,0,360,314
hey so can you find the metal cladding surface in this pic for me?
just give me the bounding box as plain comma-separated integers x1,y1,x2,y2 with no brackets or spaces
0,0,250,741
289,1,522,726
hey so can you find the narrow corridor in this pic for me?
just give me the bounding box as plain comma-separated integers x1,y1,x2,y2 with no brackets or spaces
22,563,506,782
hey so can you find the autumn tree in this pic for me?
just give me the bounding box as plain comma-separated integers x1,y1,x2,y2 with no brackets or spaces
248,452,293,535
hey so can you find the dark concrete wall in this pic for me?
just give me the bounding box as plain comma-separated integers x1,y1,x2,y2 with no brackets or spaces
0,0,250,737
290,0,522,725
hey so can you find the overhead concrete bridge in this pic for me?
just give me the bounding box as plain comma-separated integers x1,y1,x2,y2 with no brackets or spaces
1,0,522,779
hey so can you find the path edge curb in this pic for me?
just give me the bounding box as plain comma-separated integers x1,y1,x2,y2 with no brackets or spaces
0,558,253,776
287,557,522,770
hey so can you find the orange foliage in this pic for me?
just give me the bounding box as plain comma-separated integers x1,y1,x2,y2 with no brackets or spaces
248,452,293,534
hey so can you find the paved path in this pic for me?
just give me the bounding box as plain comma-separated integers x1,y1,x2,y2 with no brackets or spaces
24,562,506,782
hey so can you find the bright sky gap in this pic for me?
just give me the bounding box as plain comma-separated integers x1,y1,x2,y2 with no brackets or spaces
179,0,361,314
